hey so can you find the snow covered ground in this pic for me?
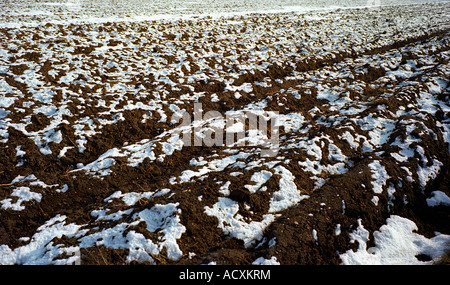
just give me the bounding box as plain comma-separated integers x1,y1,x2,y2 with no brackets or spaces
0,0,449,265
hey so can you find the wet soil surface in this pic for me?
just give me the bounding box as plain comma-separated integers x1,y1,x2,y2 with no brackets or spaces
0,2,449,265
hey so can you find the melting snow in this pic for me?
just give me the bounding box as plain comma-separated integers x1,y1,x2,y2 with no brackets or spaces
340,215,450,265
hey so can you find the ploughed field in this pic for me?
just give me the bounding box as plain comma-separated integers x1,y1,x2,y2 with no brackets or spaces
0,0,449,265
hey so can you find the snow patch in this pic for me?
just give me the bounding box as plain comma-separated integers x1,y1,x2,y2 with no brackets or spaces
204,197,276,247
426,191,450,207
368,160,389,194
340,215,450,265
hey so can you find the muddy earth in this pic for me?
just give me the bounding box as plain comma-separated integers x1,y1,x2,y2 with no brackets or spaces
0,1,449,265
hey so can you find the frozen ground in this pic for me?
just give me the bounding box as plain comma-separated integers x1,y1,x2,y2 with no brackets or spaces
0,0,449,265
1,0,450,26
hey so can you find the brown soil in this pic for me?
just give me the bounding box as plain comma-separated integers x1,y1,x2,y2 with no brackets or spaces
0,5,449,265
